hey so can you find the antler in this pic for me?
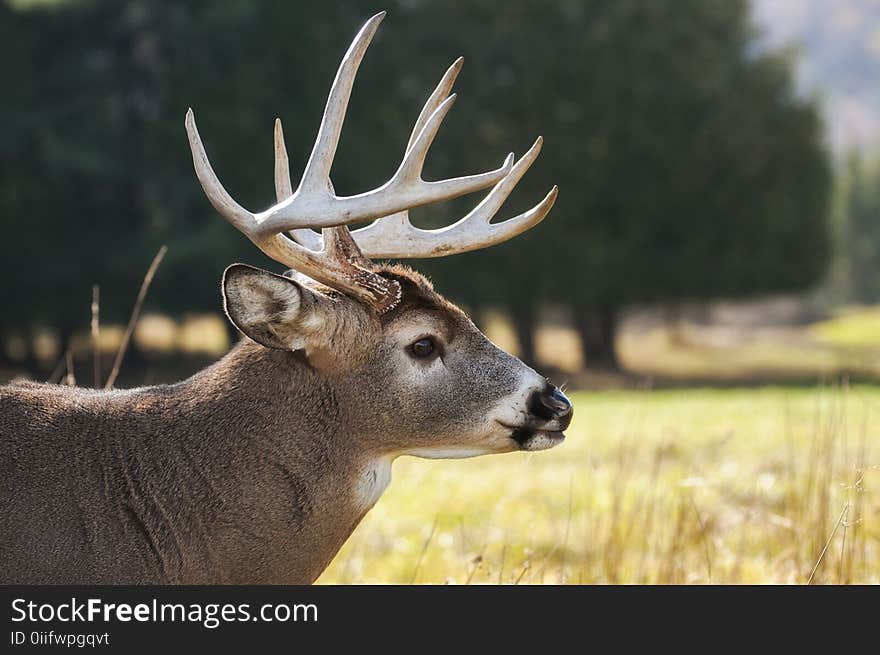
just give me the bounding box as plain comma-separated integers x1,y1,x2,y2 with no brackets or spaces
276,57,558,259
186,11,557,312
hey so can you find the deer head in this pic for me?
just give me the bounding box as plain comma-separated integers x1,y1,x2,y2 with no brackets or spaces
185,11,572,457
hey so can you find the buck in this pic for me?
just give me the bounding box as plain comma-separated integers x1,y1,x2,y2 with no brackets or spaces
0,12,572,584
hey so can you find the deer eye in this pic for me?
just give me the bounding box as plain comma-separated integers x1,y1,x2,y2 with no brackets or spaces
409,337,438,359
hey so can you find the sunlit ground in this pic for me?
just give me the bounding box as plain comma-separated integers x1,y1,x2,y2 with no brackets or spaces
490,304,880,383
318,386,878,584
615,307,880,382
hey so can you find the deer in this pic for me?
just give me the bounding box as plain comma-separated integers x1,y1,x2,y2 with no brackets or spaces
0,12,572,584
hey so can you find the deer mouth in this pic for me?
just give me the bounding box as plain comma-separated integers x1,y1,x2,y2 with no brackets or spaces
507,425,566,451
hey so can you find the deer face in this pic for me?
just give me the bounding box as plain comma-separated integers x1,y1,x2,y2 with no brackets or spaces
222,264,572,458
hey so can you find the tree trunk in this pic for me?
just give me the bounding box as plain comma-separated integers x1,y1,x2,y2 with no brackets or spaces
665,303,686,348
510,306,538,368
574,303,621,372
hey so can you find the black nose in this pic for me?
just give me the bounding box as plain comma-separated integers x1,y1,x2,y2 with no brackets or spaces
529,384,573,424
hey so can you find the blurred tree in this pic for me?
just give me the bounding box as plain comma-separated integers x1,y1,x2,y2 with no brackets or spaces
838,153,880,303
377,0,832,370
1,0,831,375
0,0,155,365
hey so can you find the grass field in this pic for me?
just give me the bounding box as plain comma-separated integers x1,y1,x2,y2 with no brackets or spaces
318,385,879,584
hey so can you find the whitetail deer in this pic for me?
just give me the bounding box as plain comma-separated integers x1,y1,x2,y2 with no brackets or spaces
0,12,571,584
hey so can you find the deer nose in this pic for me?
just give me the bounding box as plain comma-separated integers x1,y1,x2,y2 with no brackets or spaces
529,384,573,425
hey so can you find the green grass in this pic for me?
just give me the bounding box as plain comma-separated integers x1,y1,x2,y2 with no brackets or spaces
811,307,880,349
318,386,879,584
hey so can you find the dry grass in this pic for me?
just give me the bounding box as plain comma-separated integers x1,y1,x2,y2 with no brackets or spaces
318,384,879,584
617,325,867,381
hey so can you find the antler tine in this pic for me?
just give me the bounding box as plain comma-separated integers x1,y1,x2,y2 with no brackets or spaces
185,109,258,237
298,11,385,192
396,94,460,185
273,117,293,201
406,57,463,154
350,137,557,259
275,119,322,251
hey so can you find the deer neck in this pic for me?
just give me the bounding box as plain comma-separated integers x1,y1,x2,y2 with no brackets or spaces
131,340,389,583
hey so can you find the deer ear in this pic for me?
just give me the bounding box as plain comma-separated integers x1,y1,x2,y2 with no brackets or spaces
222,264,320,351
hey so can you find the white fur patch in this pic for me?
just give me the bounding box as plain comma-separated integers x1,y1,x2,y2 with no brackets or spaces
353,457,393,511
405,446,495,460
518,431,565,452
246,275,301,322
489,366,546,428
300,311,324,332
